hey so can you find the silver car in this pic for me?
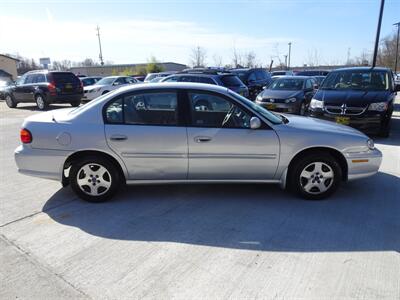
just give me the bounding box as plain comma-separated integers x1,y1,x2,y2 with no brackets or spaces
14,83,382,202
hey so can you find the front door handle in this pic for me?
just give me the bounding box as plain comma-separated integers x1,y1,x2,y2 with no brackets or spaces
194,136,212,143
110,134,127,141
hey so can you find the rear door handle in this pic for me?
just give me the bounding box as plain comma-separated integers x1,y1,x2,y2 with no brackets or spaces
110,134,127,141
194,136,212,143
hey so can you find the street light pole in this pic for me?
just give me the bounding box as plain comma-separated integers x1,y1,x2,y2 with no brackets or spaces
96,25,104,66
288,42,292,70
372,0,385,68
393,21,400,73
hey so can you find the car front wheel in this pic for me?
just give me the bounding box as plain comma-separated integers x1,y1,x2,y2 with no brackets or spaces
70,156,121,202
288,152,342,200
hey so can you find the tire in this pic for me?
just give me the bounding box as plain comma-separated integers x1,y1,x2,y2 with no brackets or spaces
5,94,17,108
378,117,391,138
35,94,48,110
288,152,342,200
298,102,306,116
70,156,121,202
70,100,81,107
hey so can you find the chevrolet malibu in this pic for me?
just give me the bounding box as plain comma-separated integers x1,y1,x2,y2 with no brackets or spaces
15,83,382,202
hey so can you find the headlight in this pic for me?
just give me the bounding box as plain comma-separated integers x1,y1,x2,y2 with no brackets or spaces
256,95,263,102
368,102,388,112
367,139,375,150
310,98,324,109
285,97,297,103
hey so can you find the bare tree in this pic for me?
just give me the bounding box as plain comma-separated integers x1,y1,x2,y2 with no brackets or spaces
244,51,257,68
232,46,243,68
306,49,322,67
190,46,207,68
212,53,223,67
377,32,399,68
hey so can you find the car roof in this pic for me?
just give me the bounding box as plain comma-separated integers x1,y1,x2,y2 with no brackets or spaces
173,73,232,78
114,82,229,94
275,75,308,79
333,66,391,72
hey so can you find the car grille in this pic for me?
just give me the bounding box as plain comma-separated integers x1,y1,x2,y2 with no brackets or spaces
262,98,285,103
324,104,367,116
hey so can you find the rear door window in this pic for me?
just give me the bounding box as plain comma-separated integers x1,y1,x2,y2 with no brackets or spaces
25,75,35,84
197,77,215,84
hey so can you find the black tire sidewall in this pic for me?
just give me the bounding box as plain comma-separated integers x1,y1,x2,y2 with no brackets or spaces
5,94,16,108
70,100,81,107
70,156,121,202
289,153,342,200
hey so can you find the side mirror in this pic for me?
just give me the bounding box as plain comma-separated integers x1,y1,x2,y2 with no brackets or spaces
113,82,120,86
313,84,319,90
250,117,261,129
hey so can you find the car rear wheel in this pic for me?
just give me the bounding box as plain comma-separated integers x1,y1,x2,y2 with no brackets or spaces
70,156,121,202
5,94,17,108
35,94,48,110
288,152,342,200
299,102,306,116
70,100,81,107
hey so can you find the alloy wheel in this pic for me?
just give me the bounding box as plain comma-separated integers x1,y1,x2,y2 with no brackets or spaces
299,162,334,194
76,163,112,196
36,96,45,110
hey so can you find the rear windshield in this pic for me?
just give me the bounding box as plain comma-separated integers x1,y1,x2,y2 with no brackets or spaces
220,75,243,87
272,71,286,76
320,70,390,91
51,72,80,84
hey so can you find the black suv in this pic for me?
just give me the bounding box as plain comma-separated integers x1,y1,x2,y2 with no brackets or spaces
308,67,399,137
161,69,249,98
4,70,83,110
230,68,273,100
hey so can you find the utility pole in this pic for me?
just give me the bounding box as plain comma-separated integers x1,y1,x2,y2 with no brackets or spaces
284,55,288,69
96,25,104,66
394,21,400,73
288,42,292,69
372,0,385,68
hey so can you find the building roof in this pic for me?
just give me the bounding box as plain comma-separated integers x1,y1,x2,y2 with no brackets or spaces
0,54,20,62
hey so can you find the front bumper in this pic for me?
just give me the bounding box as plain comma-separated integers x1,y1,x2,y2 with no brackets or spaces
257,100,299,114
345,148,382,180
82,90,102,101
14,145,72,181
309,110,385,133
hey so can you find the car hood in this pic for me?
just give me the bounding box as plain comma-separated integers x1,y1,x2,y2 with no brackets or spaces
260,89,302,99
314,89,391,105
276,114,366,138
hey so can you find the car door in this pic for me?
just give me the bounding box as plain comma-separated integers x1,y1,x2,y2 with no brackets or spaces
20,74,36,102
104,89,188,180
186,90,280,180
11,74,27,101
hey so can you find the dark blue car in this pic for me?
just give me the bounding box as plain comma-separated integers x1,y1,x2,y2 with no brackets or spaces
308,67,399,137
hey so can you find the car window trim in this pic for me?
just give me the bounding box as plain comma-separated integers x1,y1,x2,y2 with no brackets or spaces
102,88,184,127
181,89,270,130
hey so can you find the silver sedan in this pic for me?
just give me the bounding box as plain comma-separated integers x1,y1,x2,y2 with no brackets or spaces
14,83,382,202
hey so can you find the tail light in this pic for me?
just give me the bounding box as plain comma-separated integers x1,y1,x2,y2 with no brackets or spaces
20,128,32,144
48,80,57,96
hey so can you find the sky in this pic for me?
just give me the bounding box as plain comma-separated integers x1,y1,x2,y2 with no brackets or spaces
0,0,399,68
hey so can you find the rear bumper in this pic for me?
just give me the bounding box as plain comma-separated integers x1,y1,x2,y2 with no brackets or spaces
345,148,382,180
14,145,71,181
48,94,82,103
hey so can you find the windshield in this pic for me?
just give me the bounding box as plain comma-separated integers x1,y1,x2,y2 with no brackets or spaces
320,70,390,91
228,90,282,124
96,77,116,85
220,75,243,87
270,78,304,90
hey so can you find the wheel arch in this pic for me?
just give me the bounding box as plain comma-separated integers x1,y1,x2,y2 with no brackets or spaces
285,146,348,184
62,150,127,186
